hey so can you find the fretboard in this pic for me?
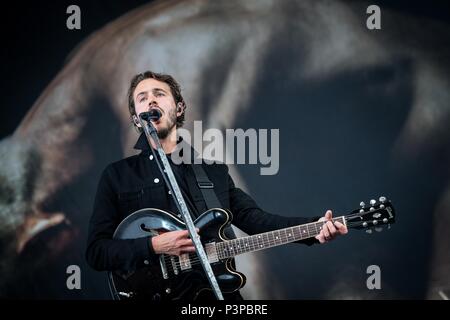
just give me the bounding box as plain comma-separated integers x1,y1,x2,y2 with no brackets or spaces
216,217,346,259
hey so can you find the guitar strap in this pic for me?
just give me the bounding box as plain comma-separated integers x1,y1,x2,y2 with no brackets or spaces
191,163,237,240
191,164,221,208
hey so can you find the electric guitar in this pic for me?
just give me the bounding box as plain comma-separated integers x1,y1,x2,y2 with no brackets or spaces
108,196,395,300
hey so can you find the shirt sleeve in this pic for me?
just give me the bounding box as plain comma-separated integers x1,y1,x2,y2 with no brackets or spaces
85,165,157,272
228,173,320,246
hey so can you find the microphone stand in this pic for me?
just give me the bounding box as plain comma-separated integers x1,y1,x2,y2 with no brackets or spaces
138,115,224,300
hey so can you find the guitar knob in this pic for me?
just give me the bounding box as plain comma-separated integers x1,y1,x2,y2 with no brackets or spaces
370,199,376,206
379,196,387,203
360,201,365,208
383,218,388,223
152,293,162,301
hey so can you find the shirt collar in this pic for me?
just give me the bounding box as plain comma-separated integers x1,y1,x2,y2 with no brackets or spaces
133,132,151,151
133,132,198,160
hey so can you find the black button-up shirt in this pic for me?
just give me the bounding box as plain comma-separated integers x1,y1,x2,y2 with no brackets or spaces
86,133,318,272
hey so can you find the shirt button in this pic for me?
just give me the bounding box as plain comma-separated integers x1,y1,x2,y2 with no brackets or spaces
144,260,149,265
149,155,154,160
168,190,172,195
154,178,159,183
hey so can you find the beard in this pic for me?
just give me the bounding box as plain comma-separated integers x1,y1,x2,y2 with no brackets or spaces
156,107,177,139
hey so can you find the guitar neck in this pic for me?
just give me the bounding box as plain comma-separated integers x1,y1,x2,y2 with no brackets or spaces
216,216,346,259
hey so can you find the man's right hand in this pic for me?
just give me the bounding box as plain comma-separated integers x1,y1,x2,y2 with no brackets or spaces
151,229,200,256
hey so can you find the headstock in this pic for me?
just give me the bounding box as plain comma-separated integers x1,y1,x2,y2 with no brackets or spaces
345,196,395,233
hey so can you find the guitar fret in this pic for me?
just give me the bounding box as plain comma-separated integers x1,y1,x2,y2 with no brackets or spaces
215,216,347,259
300,225,308,238
314,222,320,235
308,224,315,237
257,234,263,249
290,227,295,240
268,231,275,246
263,233,269,249
287,227,293,241
294,226,302,240
283,228,289,243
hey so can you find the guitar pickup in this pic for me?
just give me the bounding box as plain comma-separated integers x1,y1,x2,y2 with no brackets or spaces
159,254,169,279
170,256,179,275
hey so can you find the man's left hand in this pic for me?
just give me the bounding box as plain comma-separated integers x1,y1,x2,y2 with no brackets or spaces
315,210,348,244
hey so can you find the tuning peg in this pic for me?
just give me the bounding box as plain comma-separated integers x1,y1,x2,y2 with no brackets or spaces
370,199,376,206
370,207,375,212
373,213,381,218
383,218,388,223
373,220,378,225
379,196,387,203
362,222,368,228
359,201,365,213
380,204,385,209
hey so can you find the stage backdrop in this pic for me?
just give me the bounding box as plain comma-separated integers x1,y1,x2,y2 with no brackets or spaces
0,0,449,299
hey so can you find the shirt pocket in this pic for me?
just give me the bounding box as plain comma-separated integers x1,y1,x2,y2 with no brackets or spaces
117,183,168,218
117,189,145,217
140,183,168,209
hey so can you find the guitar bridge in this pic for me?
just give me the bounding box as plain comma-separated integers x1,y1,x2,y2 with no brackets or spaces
179,253,192,271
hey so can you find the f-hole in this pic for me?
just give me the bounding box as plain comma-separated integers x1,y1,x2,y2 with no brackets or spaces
140,223,152,233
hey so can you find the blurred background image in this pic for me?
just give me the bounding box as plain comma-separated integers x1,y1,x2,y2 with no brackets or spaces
1,0,449,299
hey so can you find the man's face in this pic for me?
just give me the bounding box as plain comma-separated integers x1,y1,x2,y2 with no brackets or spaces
133,78,179,139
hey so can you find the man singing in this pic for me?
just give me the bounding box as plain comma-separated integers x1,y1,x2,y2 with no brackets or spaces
85,71,348,300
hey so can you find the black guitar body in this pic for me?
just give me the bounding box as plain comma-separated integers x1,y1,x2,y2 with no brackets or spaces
108,197,396,300
108,208,246,301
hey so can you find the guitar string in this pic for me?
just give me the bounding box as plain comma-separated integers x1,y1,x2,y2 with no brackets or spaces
162,222,326,266
162,231,313,268
161,220,362,269
162,230,352,269
163,226,323,266
164,231,361,270
161,218,350,267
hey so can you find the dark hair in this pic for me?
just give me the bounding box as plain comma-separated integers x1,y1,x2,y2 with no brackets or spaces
127,71,186,130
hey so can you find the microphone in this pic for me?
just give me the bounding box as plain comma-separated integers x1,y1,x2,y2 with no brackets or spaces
139,109,162,121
